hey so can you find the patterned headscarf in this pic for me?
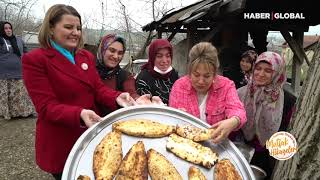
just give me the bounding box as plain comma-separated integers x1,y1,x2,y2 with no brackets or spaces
238,51,286,146
96,34,126,79
141,39,173,80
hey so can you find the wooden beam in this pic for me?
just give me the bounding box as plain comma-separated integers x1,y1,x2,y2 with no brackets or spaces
167,30,178,42
157,29,162,39
186,26,195,66
280,30,310,66
291,31,303,93
200,24,223,42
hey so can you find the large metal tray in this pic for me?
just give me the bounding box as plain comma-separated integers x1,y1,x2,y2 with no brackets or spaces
62,105,255,180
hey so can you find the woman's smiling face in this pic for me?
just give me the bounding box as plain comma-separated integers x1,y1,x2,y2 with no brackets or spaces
253,61,273,86
103,41,124,68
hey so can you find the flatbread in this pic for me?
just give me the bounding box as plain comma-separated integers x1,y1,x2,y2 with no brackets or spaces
214,159,242,180
77,175,91,180
188,166,207,180
166,133,218,168
176,124,215,142
112,119,175,137
115,141,148,180
93,131,122,180
147,149,182,180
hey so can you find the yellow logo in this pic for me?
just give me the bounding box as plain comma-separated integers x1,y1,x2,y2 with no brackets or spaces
266,131,298,160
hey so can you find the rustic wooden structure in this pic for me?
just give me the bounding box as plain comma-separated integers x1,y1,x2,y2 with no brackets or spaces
142,0,319,95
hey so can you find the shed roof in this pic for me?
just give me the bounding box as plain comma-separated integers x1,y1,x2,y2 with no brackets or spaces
142,0,320,33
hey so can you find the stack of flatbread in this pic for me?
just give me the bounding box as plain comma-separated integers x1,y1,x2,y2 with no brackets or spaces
90,119,242,180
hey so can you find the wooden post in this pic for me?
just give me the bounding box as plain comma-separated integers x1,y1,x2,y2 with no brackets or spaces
272,46,320,180
186,26,194,64
291,31,303,94
157,28,162,39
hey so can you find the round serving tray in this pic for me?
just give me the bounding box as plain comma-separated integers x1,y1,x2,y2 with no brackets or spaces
62,105,255,180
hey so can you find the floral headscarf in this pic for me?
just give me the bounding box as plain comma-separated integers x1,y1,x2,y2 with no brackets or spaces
238,51,286,146
96,34,126,79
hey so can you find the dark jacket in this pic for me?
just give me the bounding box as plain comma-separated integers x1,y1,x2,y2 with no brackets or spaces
0,36,27,79
136,68,179,104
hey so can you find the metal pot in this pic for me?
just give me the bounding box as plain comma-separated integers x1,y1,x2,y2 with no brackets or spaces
250,165,267,180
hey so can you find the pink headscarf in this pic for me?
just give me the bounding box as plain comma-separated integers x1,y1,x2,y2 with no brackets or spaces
238,51,286,146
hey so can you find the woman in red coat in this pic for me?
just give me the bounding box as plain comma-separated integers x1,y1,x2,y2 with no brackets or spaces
22,4,136,180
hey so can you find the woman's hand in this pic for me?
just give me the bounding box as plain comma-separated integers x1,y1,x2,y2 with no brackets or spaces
210,117,240,144
80,109,101,127
151,96,164,105
116,92,137,107
135,94,164,105
135,94,152,105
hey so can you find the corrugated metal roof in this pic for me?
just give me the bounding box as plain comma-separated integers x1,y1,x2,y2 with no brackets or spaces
142,0,236,31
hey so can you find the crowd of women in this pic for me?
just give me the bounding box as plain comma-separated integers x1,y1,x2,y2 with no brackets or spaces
0,3,295,180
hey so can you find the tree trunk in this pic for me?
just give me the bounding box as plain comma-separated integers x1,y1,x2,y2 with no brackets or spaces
272,46,320,180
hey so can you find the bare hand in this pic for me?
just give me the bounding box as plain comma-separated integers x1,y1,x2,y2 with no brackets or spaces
178,108,187,112
135,94,152,105
80,109,101,127
210,117,239,144
116,92,137,107
151,96,164,105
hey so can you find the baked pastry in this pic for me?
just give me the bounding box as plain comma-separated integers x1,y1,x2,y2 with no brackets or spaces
188,166,207,180
112,119,175,137
214,159,242,180
147,149,182,180
115,141,148,180
93,131,122,180
176,124,215,142
77,175,91,180
166,133,218,168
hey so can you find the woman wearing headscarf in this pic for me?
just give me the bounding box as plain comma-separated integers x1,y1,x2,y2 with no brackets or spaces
237,51,286,179
96,34,159,115
0,21,35,119
96,34,140,115
238,50,258,88
136,39,179,105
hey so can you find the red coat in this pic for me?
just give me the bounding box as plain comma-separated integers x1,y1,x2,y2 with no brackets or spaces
22,48,121,173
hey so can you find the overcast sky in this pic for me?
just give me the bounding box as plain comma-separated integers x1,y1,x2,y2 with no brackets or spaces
32,0,319,34
33,0,199,31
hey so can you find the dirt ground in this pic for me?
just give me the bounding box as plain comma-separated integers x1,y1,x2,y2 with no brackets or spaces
0,117,54,180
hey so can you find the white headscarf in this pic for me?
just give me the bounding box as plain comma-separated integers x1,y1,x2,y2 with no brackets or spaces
238,51,286,146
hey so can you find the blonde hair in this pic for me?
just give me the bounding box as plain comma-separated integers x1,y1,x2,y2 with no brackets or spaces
38,4,84,49
188,42,219,76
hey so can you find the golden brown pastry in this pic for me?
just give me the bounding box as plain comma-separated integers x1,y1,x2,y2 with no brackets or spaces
93,131,122,180
166,133,218,168
115,141,148,180
112,119,175,137
147,149,183,180
77,175,91,180
176,124,215,142
214,159,242,180
188,166,207,180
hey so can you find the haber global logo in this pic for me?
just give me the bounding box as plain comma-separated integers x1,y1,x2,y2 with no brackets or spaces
244,12,305,20
266,131,298,160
